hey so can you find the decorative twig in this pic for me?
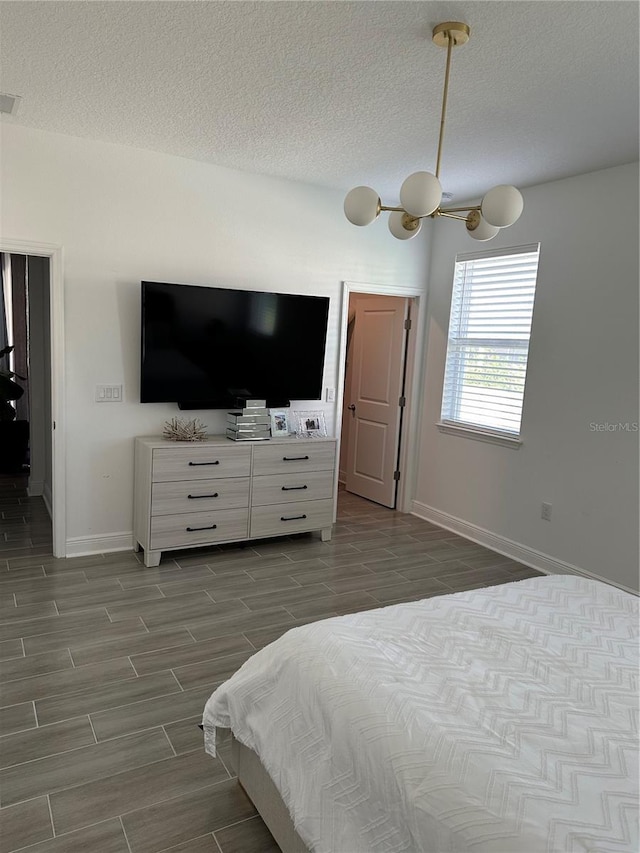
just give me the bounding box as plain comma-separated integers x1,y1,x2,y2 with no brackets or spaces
162,417,208,442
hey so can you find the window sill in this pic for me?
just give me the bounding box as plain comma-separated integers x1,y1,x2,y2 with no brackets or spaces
436,421,522,449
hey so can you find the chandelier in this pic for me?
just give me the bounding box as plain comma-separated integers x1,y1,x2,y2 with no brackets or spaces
344,22,524,241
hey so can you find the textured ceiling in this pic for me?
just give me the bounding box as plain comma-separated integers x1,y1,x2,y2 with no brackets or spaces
1,1,638,202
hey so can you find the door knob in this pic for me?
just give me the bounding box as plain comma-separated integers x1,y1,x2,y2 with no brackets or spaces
347,404,356,411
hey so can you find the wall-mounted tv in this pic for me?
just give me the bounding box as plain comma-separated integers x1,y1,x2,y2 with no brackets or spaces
140,281,330,409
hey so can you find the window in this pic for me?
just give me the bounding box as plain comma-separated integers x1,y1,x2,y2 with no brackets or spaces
440,244,540,442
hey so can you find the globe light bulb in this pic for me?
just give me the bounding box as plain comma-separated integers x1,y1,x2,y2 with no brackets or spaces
344,186,381,226
399,171,442,217
481,185,524,228
466,210,499,241
388,211,422,240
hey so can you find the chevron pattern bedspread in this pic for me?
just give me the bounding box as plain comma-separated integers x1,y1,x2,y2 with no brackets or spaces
202,575,639,852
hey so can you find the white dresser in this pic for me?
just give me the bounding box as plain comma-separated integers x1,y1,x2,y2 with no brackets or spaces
133,435,337,566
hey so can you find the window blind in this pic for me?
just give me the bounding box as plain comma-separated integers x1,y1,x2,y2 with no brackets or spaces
441,244,540,437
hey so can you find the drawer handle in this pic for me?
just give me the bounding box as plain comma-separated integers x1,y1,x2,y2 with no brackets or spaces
187,493,219,499
282,455,309,461
186,524,218,532
281,485,307,491
280,514,307,522
188,460,220,466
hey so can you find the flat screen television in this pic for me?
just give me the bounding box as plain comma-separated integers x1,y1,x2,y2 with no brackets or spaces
140,281,330,409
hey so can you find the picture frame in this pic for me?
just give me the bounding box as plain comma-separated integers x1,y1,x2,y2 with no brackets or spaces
269,410,290,436
293,410,327,438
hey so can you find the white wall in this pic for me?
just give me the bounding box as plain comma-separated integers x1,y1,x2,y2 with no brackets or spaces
414,162,639,591
0,123,429,551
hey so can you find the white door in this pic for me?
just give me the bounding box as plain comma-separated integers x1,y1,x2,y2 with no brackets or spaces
345,296,408,508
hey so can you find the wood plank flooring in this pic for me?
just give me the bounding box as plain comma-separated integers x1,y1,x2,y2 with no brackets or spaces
0,475,542,852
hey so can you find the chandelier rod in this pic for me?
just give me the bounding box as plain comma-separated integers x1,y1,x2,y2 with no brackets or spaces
435,31,454,180
437,211,468,221
439,205,481,214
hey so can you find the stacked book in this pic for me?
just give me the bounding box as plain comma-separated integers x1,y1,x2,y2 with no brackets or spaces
226,399,271,441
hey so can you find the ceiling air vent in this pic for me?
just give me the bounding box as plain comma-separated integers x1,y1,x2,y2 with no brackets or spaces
0,93,21,115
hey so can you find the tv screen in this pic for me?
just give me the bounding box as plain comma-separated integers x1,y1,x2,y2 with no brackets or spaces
140,281,330,408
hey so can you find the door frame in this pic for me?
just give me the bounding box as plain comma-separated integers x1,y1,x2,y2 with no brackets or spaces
335,280,426,515
0,239,66,557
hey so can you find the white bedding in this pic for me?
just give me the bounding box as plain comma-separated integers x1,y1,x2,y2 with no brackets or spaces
202,575,639,853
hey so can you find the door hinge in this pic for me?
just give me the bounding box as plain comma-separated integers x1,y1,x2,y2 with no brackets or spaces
404,318,412,330
53,421,56,430
393,470,401,481
398,395,406,407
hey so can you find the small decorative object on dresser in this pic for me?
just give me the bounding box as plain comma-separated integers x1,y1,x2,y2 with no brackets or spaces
270,410,290,436
294,410,327,438
227,399,270,441
162,417,208,442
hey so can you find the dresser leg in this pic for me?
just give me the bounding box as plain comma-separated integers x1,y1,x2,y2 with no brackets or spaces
320,526,332,543
133,540,142,552
144,550,162,567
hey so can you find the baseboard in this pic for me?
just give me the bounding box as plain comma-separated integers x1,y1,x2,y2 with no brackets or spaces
411,500,638,596
27,480,44,497
42,484,53,519
66,532,133,557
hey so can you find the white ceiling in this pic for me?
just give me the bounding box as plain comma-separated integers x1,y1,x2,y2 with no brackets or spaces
1,1,638,203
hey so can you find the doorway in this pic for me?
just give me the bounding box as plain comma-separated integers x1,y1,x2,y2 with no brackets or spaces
336,281,424,514
1,254,51,494
0,240,65,557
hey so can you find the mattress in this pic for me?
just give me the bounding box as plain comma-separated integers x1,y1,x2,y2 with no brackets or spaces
202,574,639,853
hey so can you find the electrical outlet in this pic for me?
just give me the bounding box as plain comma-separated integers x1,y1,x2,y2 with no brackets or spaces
541,502,552,522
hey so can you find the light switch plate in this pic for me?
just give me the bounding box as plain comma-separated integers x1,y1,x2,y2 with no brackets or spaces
96,384,123,402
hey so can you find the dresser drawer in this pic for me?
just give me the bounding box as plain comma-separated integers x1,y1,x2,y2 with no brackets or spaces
252,442,335,476
251,470,333,507
151,477,249,516
150,508,249,550
152,446,251,482
250,499,333,539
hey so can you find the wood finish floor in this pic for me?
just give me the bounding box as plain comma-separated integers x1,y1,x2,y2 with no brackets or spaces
0,475,542,853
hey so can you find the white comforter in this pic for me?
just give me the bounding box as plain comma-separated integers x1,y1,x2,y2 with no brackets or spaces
202,575,639,853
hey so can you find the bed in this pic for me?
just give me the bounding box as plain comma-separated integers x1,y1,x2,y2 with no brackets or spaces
202,574,639,853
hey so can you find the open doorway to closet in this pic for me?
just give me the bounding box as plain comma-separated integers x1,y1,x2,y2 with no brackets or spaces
337,282,424,513
0,242,65,557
